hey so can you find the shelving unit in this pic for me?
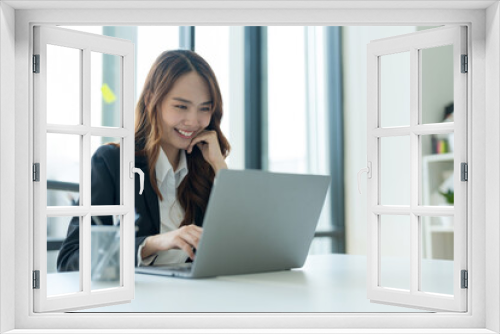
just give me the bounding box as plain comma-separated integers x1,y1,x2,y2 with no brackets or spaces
421,153,454,260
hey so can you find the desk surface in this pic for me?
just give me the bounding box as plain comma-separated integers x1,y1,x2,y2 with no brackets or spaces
57,254,455,313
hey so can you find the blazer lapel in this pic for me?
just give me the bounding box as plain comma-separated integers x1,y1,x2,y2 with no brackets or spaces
136,155,161,234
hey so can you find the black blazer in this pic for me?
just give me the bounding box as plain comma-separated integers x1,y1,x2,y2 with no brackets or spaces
57,144,201,272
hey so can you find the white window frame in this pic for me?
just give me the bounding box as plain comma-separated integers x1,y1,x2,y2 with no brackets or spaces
1,1,498,333
366,26,467,312
32,25,136,312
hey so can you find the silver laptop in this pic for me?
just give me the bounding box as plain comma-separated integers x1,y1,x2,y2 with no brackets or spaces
135,169,330,278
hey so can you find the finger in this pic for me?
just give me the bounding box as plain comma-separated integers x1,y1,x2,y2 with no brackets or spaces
184,229,202,247
197,142,207,153
181,233,199,248
190,225,203,233
188,137,208,154
187,131,216,153
185,224,203,235
179,231,200,249
184,234,200,249
174,238,195,259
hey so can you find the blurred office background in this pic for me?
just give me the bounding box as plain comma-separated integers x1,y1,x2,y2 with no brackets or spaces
46,26,454,274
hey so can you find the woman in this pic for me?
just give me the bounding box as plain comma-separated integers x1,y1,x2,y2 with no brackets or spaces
57,50,230,271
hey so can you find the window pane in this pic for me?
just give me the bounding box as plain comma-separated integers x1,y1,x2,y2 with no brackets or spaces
421,216,454,295
195,26,231,142
380,136,410,205
267,26,333,251
420,45,454,125
91,220,121,290
47,216,81,296
420,134,454,206
136,26,179,101
267,26,307,173
380,51,410,128
91,52,122,128
380,215,410,291
91,137,121,206
47,44,81,125
309,236,333,255
62,26,181,103
47,133,81,206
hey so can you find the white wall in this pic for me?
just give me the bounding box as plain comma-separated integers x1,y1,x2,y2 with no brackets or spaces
0,2,16,333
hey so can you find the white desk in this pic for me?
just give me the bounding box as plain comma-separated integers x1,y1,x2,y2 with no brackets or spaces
50,254,453,313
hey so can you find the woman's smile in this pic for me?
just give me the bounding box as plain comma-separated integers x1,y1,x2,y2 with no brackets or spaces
175,128,196,139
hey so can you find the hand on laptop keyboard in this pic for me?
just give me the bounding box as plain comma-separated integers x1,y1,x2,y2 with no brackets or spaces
141,225,203,261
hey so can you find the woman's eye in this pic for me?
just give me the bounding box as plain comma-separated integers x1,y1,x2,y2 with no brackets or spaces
200,108,211,112
175,105,187,110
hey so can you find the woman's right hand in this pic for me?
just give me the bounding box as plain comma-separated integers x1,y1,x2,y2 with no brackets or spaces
141,225,203,261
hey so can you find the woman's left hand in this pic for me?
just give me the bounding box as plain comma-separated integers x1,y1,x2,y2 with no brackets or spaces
187,130,227,174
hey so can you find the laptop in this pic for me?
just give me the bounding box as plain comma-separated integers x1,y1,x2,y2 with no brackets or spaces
135,169,330,278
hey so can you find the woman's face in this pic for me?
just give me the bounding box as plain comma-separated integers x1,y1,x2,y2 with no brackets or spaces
159,71,213,155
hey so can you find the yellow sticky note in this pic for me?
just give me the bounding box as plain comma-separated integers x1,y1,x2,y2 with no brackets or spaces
101,83,116,104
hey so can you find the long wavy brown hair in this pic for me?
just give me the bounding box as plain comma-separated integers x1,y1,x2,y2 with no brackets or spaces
134,50,230,226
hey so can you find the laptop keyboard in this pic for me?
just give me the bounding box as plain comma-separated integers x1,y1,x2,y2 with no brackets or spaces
168,264,192,272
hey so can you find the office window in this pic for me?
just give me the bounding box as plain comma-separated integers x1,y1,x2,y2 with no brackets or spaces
194,26,231,141
267,26,308,174
267,26,333,254
194,26,245,168
30,22,468,316
135,27,179,100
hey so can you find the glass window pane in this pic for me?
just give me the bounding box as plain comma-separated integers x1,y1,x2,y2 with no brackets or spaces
308,236,333,255
267,26,307,173
380,215,410,291
91,52,122,128
420,45,454,125
47,216,81,296
91,137,121,206
421,216,454,295
136,26,179,101
91,220,121,290
47,133,81,206
420,134,454,206
47,44,81,125
62,26,181,105
380,136,410,205
380,52,410,128
195,26,231,144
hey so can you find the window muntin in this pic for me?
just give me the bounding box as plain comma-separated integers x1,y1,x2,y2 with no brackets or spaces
34,25,135,312
367,26,467,312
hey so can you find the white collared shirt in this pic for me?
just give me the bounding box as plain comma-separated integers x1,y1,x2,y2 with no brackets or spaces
138,148,189,266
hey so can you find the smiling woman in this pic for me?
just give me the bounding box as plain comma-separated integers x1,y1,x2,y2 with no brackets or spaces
134,50,230,263
57,50,231,271
48,25,457,314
